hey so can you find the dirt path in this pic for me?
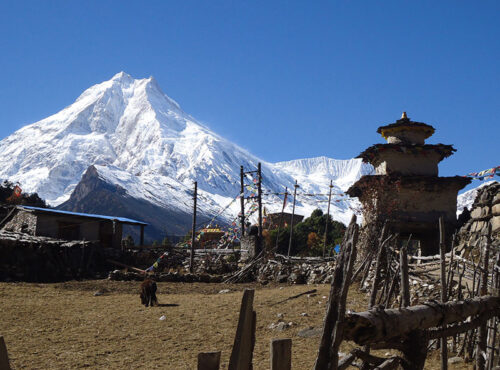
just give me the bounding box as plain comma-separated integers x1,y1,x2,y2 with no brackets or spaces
0,281,472,369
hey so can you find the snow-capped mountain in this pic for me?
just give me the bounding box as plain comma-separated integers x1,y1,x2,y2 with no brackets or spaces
0,72,371,239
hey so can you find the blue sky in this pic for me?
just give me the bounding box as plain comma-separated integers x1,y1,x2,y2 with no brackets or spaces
0,1,498,190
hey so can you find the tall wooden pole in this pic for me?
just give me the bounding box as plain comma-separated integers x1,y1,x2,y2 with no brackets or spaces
189,181,197,273
240,165,245,237
322,180,333,257
275,187,288,252
257,163,263,252
287,180,299,257
439,217,448,370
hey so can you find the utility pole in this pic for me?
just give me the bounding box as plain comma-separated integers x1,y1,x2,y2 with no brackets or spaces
275,187,288,252
287,180,299,257
323,180,333,257
240,165,245,237
189,181,197,273
257,163,263,253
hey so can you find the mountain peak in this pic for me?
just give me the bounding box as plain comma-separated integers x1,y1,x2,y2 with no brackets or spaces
111,71,133,82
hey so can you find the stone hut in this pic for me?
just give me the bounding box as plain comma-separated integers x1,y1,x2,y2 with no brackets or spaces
0,205,148,248
347,113,471,255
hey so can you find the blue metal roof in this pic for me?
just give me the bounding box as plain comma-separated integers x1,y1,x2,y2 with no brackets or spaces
19,206,148,226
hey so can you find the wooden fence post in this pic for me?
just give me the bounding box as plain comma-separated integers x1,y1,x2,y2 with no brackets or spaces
197,351,221,370
270,338,292,370
228,289,256,370
0,336,11,370
439,217,448,370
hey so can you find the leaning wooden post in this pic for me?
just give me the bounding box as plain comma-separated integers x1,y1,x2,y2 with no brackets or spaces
476,224,491,370
439,217,448,370
400,243,410,307
0,336,11,370
197,351,221,370
330,224,358,367
229,289,256,370
314,215,358,370
189,181,198,273
270,338,292,370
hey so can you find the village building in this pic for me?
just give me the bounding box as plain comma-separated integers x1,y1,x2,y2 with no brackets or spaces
196,226,225,248
0,205,147,248
263,212,304,230
347,113,471,255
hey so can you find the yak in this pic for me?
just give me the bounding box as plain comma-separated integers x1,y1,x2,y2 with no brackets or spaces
140,279,158,307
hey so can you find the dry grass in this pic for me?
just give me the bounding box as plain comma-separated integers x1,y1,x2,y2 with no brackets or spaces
0,281,472,369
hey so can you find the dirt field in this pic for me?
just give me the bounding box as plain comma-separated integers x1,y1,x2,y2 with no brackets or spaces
0,280,472,369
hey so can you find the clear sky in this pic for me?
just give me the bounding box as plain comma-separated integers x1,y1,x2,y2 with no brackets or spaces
0,1,498,190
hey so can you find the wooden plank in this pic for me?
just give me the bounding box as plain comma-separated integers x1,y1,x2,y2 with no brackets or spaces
197,351,221,370
270,338,292,370
228,289,255,370
0,336,11,370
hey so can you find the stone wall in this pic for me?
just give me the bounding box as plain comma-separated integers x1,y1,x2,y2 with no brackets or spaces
457,182,500,252
374,151,441,176
2,210,37,235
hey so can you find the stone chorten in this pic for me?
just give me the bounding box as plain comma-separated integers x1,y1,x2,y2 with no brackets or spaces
347,113,471,255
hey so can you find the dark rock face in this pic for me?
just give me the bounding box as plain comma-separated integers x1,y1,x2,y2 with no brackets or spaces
58,166,197,243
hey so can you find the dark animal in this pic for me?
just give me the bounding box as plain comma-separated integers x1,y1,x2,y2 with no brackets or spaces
140,279,158,307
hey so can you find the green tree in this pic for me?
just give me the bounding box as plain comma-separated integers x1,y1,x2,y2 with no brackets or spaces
267,208,346,257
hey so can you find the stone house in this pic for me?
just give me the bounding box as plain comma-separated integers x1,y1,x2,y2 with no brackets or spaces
0,205,147,248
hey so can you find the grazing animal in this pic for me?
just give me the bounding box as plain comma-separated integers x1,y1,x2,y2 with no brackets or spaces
140,279,158,307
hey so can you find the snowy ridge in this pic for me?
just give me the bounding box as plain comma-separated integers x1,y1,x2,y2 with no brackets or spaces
0,72,369,228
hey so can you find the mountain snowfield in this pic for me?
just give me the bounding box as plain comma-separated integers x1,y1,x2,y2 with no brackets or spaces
0,72,483,236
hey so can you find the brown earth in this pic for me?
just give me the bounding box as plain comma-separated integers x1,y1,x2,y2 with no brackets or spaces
0,281,472,369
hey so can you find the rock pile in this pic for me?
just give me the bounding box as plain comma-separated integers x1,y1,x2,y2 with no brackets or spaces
225,254,337,284
257,258,336,285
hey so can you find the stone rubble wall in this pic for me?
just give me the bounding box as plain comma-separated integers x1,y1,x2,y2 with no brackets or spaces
457,182,500,254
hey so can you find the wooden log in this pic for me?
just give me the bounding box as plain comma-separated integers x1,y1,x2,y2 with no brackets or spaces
425,308,500,339
270,338,292,370
374,357,401,370
0,336,11,370
197,351,221,370
229,289,256,370
339,348,385,369
343,295,500,345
